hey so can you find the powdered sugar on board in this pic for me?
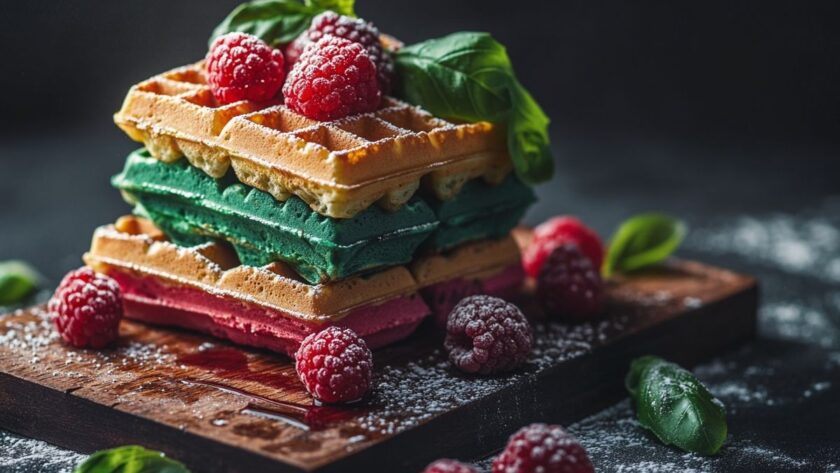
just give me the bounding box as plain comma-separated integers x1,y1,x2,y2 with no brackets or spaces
358,313,629,435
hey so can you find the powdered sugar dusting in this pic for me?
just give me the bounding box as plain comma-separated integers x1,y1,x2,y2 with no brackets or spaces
0,431,84,472
357,314,628,436
687,204,840,284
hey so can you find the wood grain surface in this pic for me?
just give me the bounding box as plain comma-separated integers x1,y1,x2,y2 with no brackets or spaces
0,260,757,472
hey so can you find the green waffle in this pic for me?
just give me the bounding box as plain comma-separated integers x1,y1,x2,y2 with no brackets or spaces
424,175,536,251
113,149,439,284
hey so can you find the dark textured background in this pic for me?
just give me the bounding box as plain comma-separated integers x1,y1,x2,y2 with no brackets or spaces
1,1,839,471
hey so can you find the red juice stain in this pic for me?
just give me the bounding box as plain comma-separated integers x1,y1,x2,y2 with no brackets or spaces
177,346,298,391
177,347,248,372
239,370,301,391
177,347,367,431
183,378,363,431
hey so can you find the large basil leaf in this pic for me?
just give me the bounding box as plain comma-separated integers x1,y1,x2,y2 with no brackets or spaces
74,446,190,473
626,356,727,455
210,0,355,47
394,32,553,184
0,261,39,305
603,213,687,277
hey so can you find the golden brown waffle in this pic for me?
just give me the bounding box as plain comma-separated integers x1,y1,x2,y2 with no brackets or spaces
85,217,418,322
409,236,522,287
84,217,522,321
114,63,512,219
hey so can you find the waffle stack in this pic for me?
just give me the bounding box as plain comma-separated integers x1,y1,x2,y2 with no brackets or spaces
86,63,535,355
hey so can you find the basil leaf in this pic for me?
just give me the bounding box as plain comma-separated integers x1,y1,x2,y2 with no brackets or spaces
210,0,321,47
394,32,553,184
305,0,355,16
508,83,553,183
0,261,39,305
626,356,727,455
603,213,687,277
74,446,190,473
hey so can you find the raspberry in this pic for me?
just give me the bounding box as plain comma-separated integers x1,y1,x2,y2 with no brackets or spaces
283,35,381,121
423,459,478,473
444,295,532,374
492,424,594,473
206,32,285,104
537,245,604,321
523,216,604,278
425,278,483,329
295,326,373,404
48,268,123,349
286,11,394,93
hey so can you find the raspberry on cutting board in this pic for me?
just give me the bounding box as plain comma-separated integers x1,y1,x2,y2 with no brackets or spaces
48,267,123,349
537,244,604,321
294,326,373,404
444,295,532,375
523,216,604,278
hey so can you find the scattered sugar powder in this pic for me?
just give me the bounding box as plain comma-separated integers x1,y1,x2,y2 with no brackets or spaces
802,381,831,398
761,301,838,347
687,204,840,284
0,431,84,472
357,317,627,435
0,307,59,353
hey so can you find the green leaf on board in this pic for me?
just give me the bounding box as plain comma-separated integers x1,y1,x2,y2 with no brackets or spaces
603,213,687,277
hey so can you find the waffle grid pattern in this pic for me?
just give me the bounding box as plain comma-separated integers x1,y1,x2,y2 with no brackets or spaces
115,63,512,218
84,217,521,322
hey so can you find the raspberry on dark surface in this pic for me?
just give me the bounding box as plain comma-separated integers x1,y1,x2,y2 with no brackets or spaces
537,244,604,322
205,32,285,104
423,458,479,473
523,216,604,278
444,295,532,375
295,326,373,404
48,267,123,349
285,11,394,93
283,35,382,121
492,423,594,473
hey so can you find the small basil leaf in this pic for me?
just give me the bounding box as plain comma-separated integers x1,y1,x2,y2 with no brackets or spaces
395,32,553,184
603,213,687,277
74,446,190,473
626,356,727,455
305,0,355,16
0,261,40,305
210,0,321,47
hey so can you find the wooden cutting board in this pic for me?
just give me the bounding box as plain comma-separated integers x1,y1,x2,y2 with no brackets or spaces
0,260,757,472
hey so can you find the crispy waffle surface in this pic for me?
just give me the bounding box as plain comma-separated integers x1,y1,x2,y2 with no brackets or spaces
114,63,512,219
84,217,522,323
